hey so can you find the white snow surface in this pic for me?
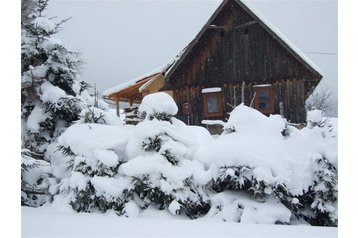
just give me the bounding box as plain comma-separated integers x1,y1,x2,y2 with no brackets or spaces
201,87,222,93
33,17,56,32
201,119,226,126
307,109,323,124
253,84,272,88
58,123,129,156
26,106,48,132
203,191,291,224
138,92,178,116
40,82,67,103
22,206,337,237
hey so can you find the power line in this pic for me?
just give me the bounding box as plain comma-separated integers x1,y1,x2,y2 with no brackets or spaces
304,51,338,55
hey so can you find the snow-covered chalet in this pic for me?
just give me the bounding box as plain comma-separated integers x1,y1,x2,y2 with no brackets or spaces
103,0,322,126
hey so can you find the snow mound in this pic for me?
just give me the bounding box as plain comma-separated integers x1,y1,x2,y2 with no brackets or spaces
307,109,323,124
58,123,129,156
224,103,286,136
40,82,67,103
139,92,178,117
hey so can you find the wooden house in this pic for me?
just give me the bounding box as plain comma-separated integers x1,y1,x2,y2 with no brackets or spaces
103,0,322,125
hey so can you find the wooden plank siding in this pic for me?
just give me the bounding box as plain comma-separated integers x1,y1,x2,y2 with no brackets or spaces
163,0,321,124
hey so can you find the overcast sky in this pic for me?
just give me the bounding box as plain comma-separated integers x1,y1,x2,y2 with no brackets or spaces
46,0,337,103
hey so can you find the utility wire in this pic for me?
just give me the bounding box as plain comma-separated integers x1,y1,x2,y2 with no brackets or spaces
304,51,338,55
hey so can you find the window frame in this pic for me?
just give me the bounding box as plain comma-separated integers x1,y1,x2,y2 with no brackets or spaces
202,92,224,118
253,85,275,115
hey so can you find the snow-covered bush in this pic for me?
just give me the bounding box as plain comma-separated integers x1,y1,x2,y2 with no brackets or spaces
289,153,338,227
48,95,337,226
203,192,291,224
307,109,327,128
53,123,130,213
198,104,338,226
21,149,54,207
123,99,211,218
123,163,210,218
79,106,106,124
78,106,124,125
138,92,178,121
67,153,132,214
52,93,212,219
211,165,273,200
309,154,338,226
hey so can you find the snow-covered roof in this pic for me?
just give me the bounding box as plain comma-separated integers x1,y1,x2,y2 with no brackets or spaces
166,0,323,80
102,51,184,97
240,0,322,75
102,73,157,97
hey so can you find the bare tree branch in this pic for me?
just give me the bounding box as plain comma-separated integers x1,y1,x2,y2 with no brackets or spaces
306,86,337,117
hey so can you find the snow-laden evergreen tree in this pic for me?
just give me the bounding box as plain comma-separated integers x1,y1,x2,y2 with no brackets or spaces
55,92,211,218
124,92,211,218
21,0,93,153
21,0,94,206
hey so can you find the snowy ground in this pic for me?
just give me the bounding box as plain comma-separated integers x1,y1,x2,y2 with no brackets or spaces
22,206,337,238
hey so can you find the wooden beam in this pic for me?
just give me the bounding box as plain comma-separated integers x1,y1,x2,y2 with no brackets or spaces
206,20,257,30
115,97,120,117
234,20,257,29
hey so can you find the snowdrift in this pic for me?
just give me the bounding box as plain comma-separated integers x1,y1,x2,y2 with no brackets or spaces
35,93,337,226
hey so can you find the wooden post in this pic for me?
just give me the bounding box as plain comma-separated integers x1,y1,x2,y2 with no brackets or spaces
279,102,284,118
115,97,120,117
241,81,245,105
250,92,256,108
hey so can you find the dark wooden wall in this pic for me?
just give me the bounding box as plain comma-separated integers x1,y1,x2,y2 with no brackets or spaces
165,0,321,124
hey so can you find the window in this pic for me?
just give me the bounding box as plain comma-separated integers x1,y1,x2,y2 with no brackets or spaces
207,95,219,113
258,92,269,109
203,92,224,117
253,85,275,115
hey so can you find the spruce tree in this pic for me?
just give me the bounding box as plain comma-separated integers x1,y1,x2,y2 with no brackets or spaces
21,0,92,154
21,0,93,206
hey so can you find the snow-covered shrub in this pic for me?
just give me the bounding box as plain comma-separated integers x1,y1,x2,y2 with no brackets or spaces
78,106,124,125
123,125,211,218
60,153,132,214
292,154,338,226
117,94,212,218
138,92,178,121
79,106,106,124
54,123,131,214
307,109,327,128
47,94,337,226
203,191,292,224
21,149,53,207
198,104,338,226
211,165,273,200
127,173,210,219
142,133,164,152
